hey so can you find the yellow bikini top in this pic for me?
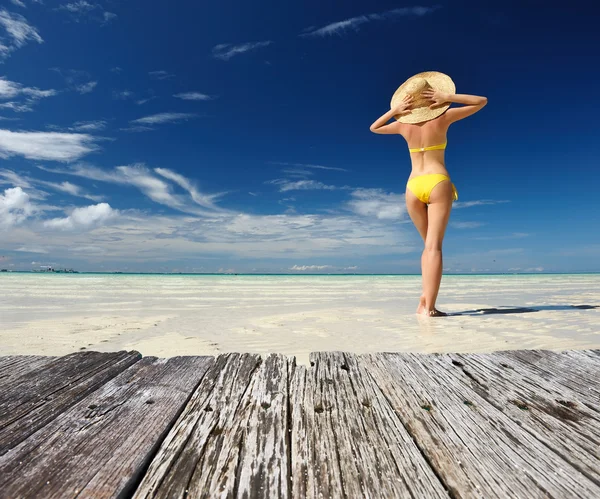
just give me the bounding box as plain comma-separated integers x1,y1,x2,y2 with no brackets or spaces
408,142,447,153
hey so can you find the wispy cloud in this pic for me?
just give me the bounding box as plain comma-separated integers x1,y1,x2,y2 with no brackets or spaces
212,41,272,61
50,68,96,95
10,0,26,9
301,6,440,37
174,92,212,101
0,9,43,59
1,168,101,201
130,112,196,127
0,129,100,162
37,180,103,202
453,199,510,209
269,161,348,172
68,120,106,132
0,77,58,113
56,2,117,24
76,81,97,94
103,12,116,23
267,179,341,192
451,221,485,229
289,264,333,271
0,168,49,200
154,167,230,212
149,70,175,80
37,163,231,216
473,232,529,241
16,246,49,254
112,89,134,100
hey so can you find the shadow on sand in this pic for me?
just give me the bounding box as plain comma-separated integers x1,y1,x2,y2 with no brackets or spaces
448,304,598,316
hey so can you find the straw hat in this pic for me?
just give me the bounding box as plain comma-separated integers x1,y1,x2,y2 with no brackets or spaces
390,71,455,124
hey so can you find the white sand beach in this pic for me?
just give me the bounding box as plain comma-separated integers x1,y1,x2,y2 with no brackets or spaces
1,274,599,365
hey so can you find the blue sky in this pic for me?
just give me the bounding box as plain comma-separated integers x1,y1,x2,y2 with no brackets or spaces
0,1,598,273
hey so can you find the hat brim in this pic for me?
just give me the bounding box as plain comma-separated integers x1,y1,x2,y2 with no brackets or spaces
391,71,456,124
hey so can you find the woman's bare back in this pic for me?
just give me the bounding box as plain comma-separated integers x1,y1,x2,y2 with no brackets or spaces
399,117,450,178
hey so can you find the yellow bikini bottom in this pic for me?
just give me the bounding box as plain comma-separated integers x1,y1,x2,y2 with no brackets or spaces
406,174,459,204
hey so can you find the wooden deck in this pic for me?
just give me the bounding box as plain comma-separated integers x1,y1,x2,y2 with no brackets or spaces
1,350,600,498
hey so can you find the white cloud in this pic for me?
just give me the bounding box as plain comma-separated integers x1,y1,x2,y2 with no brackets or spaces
0,77,57,111
130,112,196,126
56,2,116,24
0,129,100,162
76,81,97,94
38,180,103,202
346,188,406,220
0,9,42,59
103,12,116,23
289,264,333,271
149,70,175,80
38,163,227,216
69,120,106,131
451,221,485,229
301,6,440,37
0,168,32,189
10,0,26,8
113,89,133,100
0,101,33,112
0,168,49,200
50,68,96,95
212,41,272,61
174,92,212,101
453,199,510,209
135,97,155,105
154,167,231,212
267,179,340,192
0,186,33,228
59,1,96,13
44,202,117,230
17,246,48,253
269,161,348,172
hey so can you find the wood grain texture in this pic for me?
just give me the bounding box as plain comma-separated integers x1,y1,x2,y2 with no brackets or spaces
133,353,290,499
289,352,448,499
361,352,600,498
0,350,141,455
0,355,58,387
497,350,600,408
445,352,600,487
0,355,212,498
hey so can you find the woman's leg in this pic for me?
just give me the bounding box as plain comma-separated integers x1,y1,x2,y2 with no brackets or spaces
421,180,453,315
405,188,428,312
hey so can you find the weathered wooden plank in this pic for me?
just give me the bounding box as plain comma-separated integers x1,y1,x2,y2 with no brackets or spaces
497,350,600,408
444,352,600,486
361,352,600,498
561,349,600,366
0,355,213,498
0,350,142,455
0,355,58,387
289,352,448,498
133,353,290,499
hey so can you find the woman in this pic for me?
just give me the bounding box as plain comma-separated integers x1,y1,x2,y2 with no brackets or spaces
369,71,487,317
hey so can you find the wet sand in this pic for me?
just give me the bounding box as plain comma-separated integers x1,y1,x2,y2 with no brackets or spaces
1,274,599,365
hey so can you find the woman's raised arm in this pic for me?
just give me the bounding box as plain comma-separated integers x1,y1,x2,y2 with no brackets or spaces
423,89,488,124
369,94,413,134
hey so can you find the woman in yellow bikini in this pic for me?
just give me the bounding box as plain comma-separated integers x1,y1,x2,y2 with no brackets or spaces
369,71,487,317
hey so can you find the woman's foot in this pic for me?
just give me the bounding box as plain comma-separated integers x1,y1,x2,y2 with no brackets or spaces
416,295,427,314
426,308,448,317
